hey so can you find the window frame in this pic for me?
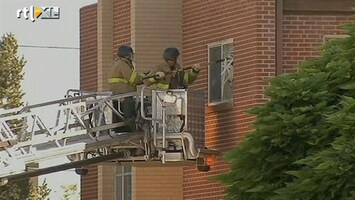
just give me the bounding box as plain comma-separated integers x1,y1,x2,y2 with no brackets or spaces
207,38,234,106
115,166,132,200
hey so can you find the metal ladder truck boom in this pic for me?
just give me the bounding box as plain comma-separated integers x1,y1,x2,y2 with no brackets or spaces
0,86,217,185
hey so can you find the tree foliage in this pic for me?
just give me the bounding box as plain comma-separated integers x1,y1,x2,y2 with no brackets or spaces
0,179,30,200
0,33,28,199
217,23,355,200
27,180,51,200
61,184,80,200
0,33,25,110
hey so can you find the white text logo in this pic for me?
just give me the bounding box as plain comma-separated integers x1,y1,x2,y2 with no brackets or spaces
17,6,60,22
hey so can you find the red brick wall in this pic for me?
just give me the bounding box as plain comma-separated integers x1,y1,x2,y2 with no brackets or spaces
80,0,131,199
80,1,355,199
80,4,99,200
81,165,98,200
80,4,98,91
282,14,355,74
113,0,131,53
182,0,276,199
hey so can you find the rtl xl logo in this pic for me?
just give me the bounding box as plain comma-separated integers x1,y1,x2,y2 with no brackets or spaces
16,6,60,22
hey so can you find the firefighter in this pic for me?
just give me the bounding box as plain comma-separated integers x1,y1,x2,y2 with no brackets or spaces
108,45,143,132
145,47,200,89
144,47,200,134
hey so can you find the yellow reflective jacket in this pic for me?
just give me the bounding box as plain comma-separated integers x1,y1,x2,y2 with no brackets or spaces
108,57,143,94
145,63,199,89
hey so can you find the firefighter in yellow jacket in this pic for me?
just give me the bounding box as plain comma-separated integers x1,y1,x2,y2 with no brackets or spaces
145,47,200,133
108,45,143,132
146,47,200,89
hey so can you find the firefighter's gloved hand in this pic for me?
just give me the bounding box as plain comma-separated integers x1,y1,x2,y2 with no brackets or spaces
143,70,151,76
155,71,165,79
192,64,200,73
140,71,151,79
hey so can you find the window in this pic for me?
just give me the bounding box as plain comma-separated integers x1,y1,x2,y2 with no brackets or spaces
208,39,234,105
116,166,132,200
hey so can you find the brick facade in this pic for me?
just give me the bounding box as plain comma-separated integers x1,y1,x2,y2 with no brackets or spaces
97,0,114,92
134,167,183,200
131,0,183,73
80,4,98,91
130,0,184,198
79,0,355,199
80,0,131,199
182,1,355,199
282,14,354,74
182,1,275,199
98,165,116,200
113,0,131,53
81,165,98,200
79,4,99,199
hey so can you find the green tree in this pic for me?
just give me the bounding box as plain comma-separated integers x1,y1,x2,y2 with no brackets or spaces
276,97,355,200
27,180,51,200
0,33,27,199
217,23,355,200
0,33,25,110
0,179,30,200
61,184,80,200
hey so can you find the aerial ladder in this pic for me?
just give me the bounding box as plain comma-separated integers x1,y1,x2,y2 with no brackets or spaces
0,86,217,185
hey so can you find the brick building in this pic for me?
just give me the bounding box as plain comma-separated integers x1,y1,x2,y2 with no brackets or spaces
79,0,355,199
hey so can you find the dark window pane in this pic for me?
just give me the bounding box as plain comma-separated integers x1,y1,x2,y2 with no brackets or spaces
223,79,233,100
124,175,132,200
209,46,222,102
116,166,123,175
124,166,131,173
222,43,233,59
116,176,123,200
116,166,132,200
222,43,233,101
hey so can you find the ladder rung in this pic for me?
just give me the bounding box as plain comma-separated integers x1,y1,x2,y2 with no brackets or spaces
14,130,87,148
18,143,86,163
85,131,144,151
87,122,126,133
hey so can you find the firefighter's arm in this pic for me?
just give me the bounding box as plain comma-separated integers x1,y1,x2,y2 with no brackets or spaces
108,61,120,83
121,63,141,85
183,64,200,85
143,65,163,86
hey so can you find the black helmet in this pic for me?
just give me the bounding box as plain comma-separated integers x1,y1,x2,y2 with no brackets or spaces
117,45,134,58
163,47,180,60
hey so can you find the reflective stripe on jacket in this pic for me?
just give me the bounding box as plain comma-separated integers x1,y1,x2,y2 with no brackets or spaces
145,63,199,89
108,58,143,94
108,71,139,85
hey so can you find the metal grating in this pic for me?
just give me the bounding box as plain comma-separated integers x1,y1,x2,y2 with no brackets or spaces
187,90,205,148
